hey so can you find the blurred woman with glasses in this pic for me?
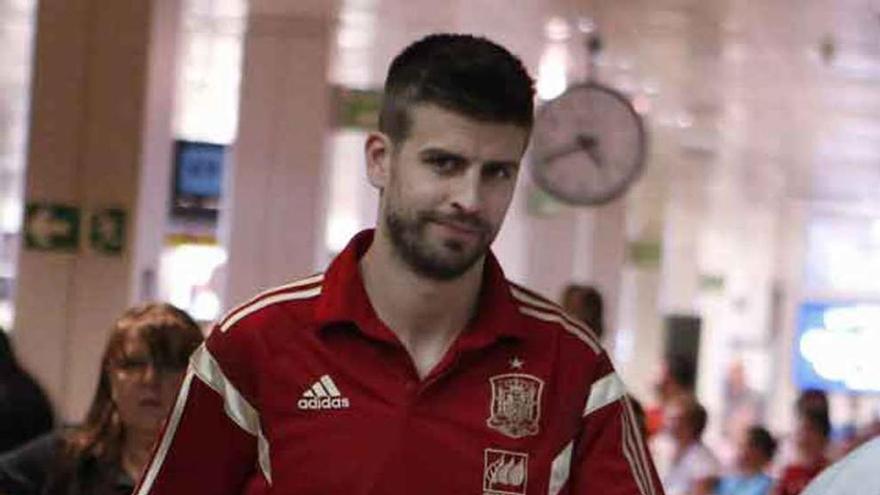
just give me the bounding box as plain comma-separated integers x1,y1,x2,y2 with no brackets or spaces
0,302,203,495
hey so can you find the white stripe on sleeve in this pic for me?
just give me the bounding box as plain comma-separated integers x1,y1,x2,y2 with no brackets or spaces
547,441,574,495
135,368,196,495
583,372,626,417
190,344,273,484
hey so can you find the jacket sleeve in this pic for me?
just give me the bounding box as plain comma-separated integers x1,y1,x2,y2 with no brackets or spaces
565,354,665,495
0,433,59,495
133,322,268,495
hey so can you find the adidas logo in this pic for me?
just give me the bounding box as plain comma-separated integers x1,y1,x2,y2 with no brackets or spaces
297,374,350,410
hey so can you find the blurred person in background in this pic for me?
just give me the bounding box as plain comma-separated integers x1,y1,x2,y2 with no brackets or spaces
648,355,697,437
561,284,605,340
719,360,763,465
649,355,698,476
0,328,54,454
662,395,721,495
771,389,830,477
0,303,202,495
713,425,778,495
773,409,830,495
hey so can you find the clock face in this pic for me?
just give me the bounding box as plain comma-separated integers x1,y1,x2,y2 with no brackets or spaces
529,82,647,205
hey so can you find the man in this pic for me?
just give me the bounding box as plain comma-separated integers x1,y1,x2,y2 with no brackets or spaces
770,389,829,479
649,356,697,476
715,426,778,495
662,396,720,495
648,355,697,437
134,33,663,495
773,410,830,495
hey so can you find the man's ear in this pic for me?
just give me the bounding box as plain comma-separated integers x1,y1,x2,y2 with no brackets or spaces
365,132,393,190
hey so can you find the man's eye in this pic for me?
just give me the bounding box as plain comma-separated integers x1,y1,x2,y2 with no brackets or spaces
484,164,513,180
428,157,460,173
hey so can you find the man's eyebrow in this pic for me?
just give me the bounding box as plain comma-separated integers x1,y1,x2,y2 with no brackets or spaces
484,159,520,169
418,147,467,160
418,148,519,168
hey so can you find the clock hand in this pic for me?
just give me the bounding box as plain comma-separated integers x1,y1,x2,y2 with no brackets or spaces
576,134,596,150
576,134,604,168
536,141,583,164
536,134,604,167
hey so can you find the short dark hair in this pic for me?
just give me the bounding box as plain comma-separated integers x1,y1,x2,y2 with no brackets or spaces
379,33,534,144
796,388,829,417
747,425,778,460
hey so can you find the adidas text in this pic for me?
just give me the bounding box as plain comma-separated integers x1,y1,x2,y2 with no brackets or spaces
297,396,350,410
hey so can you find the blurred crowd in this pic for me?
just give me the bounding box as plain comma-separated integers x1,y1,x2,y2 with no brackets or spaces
648,356,878,495
561,283,880,495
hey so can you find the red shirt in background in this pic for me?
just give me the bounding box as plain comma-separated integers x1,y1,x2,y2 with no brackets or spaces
774,459,828,495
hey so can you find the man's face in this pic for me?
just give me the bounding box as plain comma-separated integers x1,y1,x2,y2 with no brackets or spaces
736,437,765,472
795,416,827,456
369,104,529,280
665,401,688,440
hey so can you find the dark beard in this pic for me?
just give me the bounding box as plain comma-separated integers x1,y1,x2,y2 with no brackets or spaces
385,209,489,281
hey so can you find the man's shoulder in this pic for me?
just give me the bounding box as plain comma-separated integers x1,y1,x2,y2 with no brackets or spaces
505,280,604,357
213,272,326,338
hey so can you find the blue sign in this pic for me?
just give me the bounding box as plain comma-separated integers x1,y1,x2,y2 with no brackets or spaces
172,140,225,219
795,301,880,393
176,141,224,198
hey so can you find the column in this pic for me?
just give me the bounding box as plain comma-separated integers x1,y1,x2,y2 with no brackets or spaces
220,7,335,308
13,0,182,421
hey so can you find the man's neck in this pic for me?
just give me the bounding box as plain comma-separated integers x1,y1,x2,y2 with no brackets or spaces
360,232,484,379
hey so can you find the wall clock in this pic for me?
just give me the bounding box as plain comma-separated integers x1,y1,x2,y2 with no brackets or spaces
530,82,647,206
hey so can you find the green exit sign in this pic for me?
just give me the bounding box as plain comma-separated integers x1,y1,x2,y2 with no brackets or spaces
627,240,661,268
336,87,381,130
24,203,80,252
89,208,126,255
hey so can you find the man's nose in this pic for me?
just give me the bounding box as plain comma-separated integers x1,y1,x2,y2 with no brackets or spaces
450,172,482,213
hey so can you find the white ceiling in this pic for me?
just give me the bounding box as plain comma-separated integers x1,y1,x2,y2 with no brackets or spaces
321,0,880,208
6,0,880,214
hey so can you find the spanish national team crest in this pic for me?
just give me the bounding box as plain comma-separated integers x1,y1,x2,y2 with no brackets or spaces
486,373,544,438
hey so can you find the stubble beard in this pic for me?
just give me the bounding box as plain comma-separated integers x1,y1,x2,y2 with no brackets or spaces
384,207,492,281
